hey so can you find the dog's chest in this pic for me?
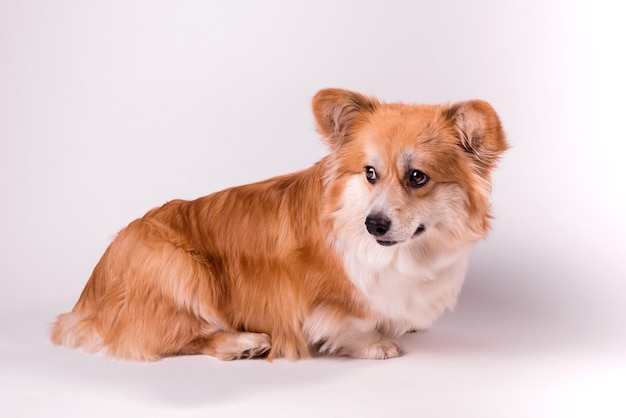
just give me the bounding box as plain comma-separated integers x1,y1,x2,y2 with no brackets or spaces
341,245,469,335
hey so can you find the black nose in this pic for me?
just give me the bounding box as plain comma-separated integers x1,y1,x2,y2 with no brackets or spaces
365,215,391,237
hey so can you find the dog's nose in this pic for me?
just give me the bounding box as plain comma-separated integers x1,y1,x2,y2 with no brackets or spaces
365,215,391,237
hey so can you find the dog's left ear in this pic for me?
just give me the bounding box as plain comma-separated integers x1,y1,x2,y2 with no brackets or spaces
446,100,509,171
312,88,379,150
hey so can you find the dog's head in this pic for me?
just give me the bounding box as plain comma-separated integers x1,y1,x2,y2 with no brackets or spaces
313,88,508,249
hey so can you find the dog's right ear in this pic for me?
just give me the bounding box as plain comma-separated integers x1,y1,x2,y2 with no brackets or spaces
312,88,378,150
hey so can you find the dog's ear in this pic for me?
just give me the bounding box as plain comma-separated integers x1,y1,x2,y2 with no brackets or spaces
312,88,378,149
444,100,508,172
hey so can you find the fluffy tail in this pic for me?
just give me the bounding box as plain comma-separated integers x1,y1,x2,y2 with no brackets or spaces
50,311,103,354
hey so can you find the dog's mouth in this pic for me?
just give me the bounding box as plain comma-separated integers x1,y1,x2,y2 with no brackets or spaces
376,224,426,247
413,224,426,236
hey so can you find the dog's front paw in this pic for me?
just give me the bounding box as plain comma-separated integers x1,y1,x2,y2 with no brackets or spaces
351,337,402,360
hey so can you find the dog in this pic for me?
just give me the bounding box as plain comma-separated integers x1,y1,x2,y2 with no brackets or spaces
51,88,508,361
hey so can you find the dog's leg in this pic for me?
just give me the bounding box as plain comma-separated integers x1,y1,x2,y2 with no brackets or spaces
180,332,272,361
305,307,402,360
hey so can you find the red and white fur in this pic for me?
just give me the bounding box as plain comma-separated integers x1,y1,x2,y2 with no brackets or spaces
51,89,508,361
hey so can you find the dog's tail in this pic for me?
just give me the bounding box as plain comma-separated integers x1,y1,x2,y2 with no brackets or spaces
50,310,103,354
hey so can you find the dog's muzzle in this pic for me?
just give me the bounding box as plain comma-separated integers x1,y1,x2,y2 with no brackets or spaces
365,215,426,246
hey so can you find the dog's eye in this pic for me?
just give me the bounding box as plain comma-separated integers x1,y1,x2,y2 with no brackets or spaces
365,166,378,184
409,169,429,188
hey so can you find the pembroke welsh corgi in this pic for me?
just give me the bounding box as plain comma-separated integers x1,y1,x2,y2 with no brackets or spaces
51,88,508,361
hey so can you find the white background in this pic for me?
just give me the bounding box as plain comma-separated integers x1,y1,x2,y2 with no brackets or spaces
1,1,625,417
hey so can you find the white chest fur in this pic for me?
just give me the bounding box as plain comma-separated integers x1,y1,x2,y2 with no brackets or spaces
338,236,470,336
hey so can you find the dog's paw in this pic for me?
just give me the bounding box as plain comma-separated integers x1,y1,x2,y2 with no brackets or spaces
351,337,402,360
234,333,272,360
212,332,271,361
